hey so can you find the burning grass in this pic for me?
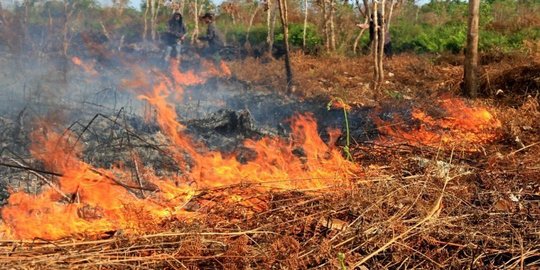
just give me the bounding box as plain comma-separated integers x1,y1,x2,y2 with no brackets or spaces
0,149,538,269
0,53,539,268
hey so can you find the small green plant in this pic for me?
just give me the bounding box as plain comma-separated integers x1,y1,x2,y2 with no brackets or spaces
327,97,353,162
338,252,347,270
386,90,404,100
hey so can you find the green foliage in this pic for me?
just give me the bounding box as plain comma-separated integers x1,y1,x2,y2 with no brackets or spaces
220,22,322,53
275,23,323,53
389,0,539,54
222,24,268,45
392,22,466,53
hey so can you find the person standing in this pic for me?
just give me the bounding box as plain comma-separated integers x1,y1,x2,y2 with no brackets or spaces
164,12,187,62
198,13,225,60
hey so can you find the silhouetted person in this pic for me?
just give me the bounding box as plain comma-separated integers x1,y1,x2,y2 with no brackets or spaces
198,13,224,60
164,12,187,62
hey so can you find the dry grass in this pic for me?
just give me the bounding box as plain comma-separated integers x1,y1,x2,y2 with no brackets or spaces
1,142,538,269
1,53,539,269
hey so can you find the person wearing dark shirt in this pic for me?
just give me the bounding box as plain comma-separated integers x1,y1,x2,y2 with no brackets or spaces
198,13,224,59
164,12,187,62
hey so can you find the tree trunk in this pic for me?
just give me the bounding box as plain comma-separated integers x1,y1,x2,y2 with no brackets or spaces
463,0,480,98
191,0,199,42
353,16,368,54
266,0,273,53
149,0,162,41
372,0,379,92
329,0,336,51
267,0,277,56
143,0,150,41
353,0,368,54
246,3,261,45
378,0,385,84
322,0,330,52
302,0,308,51
277,0,294,93
386,0,395,31
154,0,163,38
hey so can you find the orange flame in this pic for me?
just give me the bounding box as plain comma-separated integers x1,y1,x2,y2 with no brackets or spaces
71,56,98,77
1,129,195,239
373,98,501,149
0,59,358,240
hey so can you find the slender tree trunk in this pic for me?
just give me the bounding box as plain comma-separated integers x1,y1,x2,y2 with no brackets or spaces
302,0,308,50
246,4,261,45
353,0,368,54
267,1,277,55
463,0,480,98
277,0,294,93
150,0,156,40
154,0,162,38
191,0,199,42
266,0,272,53
386,0,395,31
322,0,330,52
329,0,336,51
143,0,150,41
62,1,74,56
372,0,379,92
378,0,385,84
353,16,368,54
363,0,371,52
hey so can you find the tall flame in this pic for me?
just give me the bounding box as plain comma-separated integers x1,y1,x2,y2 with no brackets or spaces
0,59,359,240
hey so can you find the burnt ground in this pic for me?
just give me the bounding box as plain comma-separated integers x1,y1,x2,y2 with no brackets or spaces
0,49,539,269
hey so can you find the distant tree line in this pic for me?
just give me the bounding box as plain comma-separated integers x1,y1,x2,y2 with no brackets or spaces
0,0,537,57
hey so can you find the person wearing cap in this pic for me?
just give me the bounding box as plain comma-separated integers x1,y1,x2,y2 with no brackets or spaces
164,12,187,62
198,12,225,59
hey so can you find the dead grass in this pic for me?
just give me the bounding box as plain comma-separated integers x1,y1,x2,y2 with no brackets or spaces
1,138,538,269
1,52,539,269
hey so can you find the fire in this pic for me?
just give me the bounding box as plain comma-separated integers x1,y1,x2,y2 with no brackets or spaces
0,59,358,240
0,129,196,239
192,114,357,190
373,97,501,148
71,56,98,77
